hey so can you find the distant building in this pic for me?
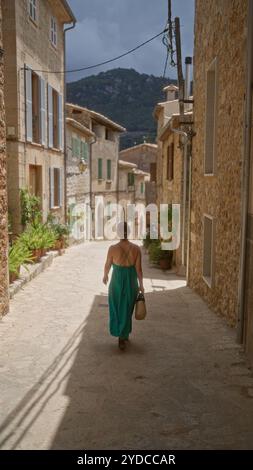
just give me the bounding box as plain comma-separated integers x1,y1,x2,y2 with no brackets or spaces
119,143,157,205
66,103,126,233
0,1,9,317
66,117,95,242
2,0,75,234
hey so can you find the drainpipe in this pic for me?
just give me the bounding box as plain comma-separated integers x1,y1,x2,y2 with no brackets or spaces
169,123,188,271
63,21,76,223
89,135,97,216
237,0,253,343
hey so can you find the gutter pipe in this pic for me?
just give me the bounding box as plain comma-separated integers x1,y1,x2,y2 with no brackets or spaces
237,0,253,343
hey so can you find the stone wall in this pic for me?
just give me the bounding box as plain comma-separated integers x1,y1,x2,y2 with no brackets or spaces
119,143,157,204
188,0,247,326
0,0,9,316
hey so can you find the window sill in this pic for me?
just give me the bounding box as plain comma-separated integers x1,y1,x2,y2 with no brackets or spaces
203,275,213,289
29,16,38,28
50,206,61,211
204,173,215,177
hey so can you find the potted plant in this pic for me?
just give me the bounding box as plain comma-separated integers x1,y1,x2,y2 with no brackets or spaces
158,248,173,271
52,223,70,250
8,241,34,283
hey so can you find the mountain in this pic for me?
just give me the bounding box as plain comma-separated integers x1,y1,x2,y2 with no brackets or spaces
67,68,177,150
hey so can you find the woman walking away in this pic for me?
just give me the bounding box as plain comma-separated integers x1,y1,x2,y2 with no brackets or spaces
103,222,144,351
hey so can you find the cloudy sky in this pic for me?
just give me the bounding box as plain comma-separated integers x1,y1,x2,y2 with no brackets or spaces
66,0,195,82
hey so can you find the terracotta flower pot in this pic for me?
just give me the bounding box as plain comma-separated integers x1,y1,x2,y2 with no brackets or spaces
32,248,41,262
159,258,171,271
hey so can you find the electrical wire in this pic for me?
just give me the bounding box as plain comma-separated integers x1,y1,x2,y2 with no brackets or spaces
27,28,168,75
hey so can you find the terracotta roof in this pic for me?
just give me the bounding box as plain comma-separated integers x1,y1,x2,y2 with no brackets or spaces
66,117,95,138
66,103,126,133
61,0,76,22
119,143,157,155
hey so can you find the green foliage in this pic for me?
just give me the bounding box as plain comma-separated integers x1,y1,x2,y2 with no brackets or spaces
47,213,70,241
19,223,57,251
148,239,161,264
8,240,34,275
67,68,177,150
20,188,41,228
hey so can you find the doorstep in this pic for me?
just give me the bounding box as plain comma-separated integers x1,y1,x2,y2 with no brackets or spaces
9,250,63,299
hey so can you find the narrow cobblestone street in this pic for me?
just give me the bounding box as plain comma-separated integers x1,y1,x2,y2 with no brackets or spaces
1,241,253,450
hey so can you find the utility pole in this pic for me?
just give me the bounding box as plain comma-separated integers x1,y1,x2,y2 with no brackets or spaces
174,17,184,116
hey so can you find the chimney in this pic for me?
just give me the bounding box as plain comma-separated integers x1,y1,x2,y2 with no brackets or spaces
163,84,179,102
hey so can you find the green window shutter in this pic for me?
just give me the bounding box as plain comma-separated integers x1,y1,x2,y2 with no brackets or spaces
82,142,88,162
141,182,144,194
77,138,81,157
107,159,111,180
72,137,75,156
98,158,103,179
128,173,135,186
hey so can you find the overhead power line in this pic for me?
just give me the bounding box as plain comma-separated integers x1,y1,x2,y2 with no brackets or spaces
28,28,168,75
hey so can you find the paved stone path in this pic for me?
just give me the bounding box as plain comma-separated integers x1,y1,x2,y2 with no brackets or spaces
1,241,253,449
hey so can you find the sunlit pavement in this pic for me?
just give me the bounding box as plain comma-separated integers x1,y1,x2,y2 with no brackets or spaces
1,241,253,449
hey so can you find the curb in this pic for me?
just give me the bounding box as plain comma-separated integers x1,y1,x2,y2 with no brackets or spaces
9,250,62,299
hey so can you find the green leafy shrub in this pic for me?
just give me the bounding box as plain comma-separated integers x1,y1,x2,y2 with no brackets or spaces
8,241,34,277
20,188,41,228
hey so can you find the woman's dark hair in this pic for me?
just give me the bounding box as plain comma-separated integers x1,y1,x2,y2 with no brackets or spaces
123,221,128,240
117,221,129,240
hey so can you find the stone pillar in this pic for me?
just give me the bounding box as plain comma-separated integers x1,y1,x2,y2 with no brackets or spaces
0,0,9,317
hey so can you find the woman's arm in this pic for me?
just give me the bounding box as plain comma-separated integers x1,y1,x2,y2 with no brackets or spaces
135,248,144,293
103,247,113,285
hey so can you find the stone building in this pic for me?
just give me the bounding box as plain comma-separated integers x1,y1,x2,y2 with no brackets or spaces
154,85,179,207
119,143,157,205
0,0,9,317
66,103,125,218
188,1,248,331
154,84,193,271
118,160,149,238
66,117,95,243
2,0,75,234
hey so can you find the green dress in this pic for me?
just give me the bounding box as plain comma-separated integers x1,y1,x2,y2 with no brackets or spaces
109,263,139,340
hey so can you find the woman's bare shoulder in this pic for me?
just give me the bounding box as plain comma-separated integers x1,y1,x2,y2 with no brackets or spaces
129,242,141,253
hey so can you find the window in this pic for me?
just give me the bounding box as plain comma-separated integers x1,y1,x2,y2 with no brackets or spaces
203,215,215,287
29,0,37,22
31,71,40,143
107,159,112,180
49,167,62,208
141,182,144,194
25,66,46,145
106,201,112,217
50,17,57,47
48,85,63,149
150,163,157,182
29,165,42,200
98,158,103,179
128,172,135,187
81,141,88,162
167,143,174,181
204,58,217,174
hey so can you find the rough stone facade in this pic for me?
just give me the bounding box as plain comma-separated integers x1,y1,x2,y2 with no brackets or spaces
2,0,75,234
188,0,248,326
119,143,157,205
159,116,184,269
0,0,9,316
66,103,125,215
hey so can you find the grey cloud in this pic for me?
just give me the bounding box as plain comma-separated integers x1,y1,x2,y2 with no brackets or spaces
66,0,195,82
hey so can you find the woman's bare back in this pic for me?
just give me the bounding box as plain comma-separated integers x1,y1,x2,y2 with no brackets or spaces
110,241,140,267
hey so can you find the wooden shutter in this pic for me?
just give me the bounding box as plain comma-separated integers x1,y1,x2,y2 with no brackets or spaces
25,66,33,142
107,159,111,179
98,158,102,179
59,168,63,207
40,77,46,146
150,163,157,182
58,94,63,150
49,167,54,208
48,85,53,148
